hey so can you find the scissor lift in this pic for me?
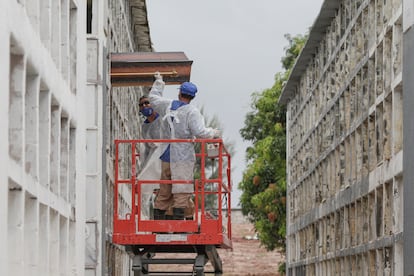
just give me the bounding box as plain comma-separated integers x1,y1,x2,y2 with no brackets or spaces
113,138,232,276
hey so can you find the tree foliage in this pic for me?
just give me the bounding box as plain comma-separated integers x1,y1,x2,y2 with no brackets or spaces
239,34,307,253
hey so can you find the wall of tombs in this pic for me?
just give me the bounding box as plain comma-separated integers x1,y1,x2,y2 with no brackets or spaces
4,0,84,275
105,1,152,275
85,0,150,274
286,0,403,275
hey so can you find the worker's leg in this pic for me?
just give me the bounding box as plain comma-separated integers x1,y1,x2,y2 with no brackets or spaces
172,193,192,220
154,161,172,219
165,204,174,220
170,161,194,220
185,197,195,220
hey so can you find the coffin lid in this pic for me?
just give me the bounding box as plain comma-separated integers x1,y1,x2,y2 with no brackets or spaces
110,52,193,87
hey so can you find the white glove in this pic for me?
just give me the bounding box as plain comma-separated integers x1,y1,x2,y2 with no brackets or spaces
212,129,221,138
152,72,165,91
148,142,159,148
154,71,163,81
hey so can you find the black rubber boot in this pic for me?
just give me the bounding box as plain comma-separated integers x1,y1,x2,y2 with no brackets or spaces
153,209,166,220
172,208,185,220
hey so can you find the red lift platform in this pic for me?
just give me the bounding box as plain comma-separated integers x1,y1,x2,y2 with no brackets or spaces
112,138,232,275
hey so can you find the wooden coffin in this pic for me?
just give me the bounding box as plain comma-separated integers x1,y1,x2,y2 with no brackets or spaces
110,52,193,87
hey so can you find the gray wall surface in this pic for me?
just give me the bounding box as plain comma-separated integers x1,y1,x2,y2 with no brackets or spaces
282,0,405,274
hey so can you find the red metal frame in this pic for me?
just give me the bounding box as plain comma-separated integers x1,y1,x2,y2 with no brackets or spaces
112,138,232,249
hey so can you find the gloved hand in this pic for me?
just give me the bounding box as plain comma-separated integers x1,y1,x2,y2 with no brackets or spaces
152,71,165,91
212,129,221,138
148,142,159,148
154,71,163,81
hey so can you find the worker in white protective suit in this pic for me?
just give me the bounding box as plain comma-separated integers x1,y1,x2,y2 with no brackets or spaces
137,95,162,220
149,72,221,220
139,95,162,168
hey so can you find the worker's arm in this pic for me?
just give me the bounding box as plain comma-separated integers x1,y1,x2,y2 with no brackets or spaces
149,72,170,114
150,72,165,96
188,108,221,139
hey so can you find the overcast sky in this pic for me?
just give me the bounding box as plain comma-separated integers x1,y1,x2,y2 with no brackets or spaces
146,0,325,207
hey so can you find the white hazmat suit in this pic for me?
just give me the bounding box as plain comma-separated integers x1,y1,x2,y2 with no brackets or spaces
149,74,219,210
137,103,163,220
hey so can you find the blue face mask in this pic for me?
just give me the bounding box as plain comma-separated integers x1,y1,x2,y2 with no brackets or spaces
141,107,153,117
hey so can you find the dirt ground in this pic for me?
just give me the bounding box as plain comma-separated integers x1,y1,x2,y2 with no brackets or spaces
209,223,285,276
149,222,285,275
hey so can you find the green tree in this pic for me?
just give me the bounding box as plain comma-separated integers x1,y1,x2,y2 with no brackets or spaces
239,34,307,259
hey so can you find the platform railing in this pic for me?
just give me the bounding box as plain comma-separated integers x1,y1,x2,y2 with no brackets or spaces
113,138,232,248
